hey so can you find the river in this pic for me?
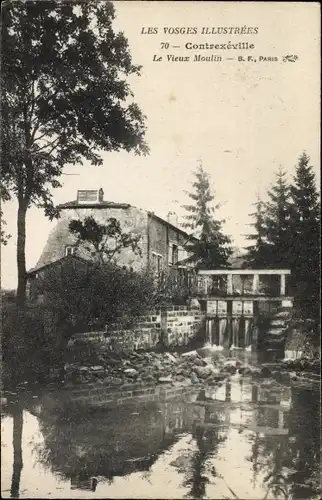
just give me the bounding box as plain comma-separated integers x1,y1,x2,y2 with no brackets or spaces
1,354,320,499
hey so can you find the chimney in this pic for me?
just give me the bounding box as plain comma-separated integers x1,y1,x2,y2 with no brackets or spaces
167,211,179,227
76,188,104,204
98,188,104,202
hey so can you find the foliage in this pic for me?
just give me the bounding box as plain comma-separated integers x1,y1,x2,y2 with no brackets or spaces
182,162,232,268
155,269,198,306
244,195,270,268
264,167,292,268
0,186,11,245
1,0,148,304
69,215,142,265
2,302,53,386
42,263,157,332
2,264,157,385
245,168,292,269
244,154,320,324
288,152,320,319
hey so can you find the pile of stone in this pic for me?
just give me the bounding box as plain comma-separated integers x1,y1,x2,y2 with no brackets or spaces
64,349,240,388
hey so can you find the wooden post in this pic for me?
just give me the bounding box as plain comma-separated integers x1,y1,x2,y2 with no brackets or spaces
227,274,233,294
280,274,286,296
278,410,284,429
252,274,259,294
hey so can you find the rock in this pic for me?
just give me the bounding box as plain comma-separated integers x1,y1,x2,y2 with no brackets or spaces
239,366,252,376
105,357,120,367
247,367,260,377
271,370,283,382
223,359,237,368
260,366,272,378
225,365,237,374
123,368,138,377
181,350,199,359
164,353,178,363
193,365,212,379
192,357,204,367
111,377,123,385
79,366,90,373
190,373,199,384
158,375,173,383
210,373,227,382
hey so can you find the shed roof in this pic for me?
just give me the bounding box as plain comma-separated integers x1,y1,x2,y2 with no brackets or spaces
27,254,91,276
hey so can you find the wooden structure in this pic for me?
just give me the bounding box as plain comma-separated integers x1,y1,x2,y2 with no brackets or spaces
196,269,293,349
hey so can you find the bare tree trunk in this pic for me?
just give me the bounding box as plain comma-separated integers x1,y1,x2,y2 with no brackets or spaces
16,201,28,308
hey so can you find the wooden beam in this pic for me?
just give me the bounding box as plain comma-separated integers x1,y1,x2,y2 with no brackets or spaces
198,269,291,276
203,296,293,302
280,274,286,295
252,274,259,294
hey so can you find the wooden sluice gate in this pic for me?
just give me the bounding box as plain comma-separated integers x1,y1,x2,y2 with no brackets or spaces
196,269,293,350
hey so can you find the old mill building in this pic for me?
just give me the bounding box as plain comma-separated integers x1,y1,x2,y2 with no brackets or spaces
27,188,198,300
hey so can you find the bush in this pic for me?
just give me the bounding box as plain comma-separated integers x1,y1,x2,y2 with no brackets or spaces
2,265,161,388
2,303,52,386
42,263,157,331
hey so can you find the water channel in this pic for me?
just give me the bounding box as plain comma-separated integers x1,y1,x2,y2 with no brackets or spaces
1,353,320,499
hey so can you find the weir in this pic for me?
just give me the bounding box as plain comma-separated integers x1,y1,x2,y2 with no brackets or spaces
198,268,293,350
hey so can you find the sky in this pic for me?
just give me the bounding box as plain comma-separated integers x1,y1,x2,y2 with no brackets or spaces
1,1,320,290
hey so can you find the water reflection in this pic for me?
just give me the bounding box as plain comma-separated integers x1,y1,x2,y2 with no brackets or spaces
1,375,320,499
10,403,23,499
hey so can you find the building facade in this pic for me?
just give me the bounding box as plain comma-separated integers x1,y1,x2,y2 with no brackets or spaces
27,188,197,300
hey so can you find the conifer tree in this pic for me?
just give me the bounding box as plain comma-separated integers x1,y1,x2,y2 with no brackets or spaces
182,162,232,269
264,167,292,268
289,152,320,318
244,195,270,268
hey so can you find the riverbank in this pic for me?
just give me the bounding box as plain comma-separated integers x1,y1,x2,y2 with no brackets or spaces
2,344,320,406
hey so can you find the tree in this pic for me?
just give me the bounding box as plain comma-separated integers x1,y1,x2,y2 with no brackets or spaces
182,163,232,269
244,195,270,268
264,167,292,268
1,0,148,306
289,152,320,319
69,215,142,266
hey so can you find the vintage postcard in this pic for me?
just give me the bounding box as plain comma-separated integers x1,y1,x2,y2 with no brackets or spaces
1,1,320,499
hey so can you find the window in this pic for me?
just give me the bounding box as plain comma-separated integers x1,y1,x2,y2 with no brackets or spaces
65,245,76,256
152,253,163,274
178,247,187,262
172,245,178,265
169,244,178,265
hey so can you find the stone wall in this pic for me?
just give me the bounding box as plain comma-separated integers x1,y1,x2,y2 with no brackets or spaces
68,306,205,351
161,306,205,347
45,382,203,410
